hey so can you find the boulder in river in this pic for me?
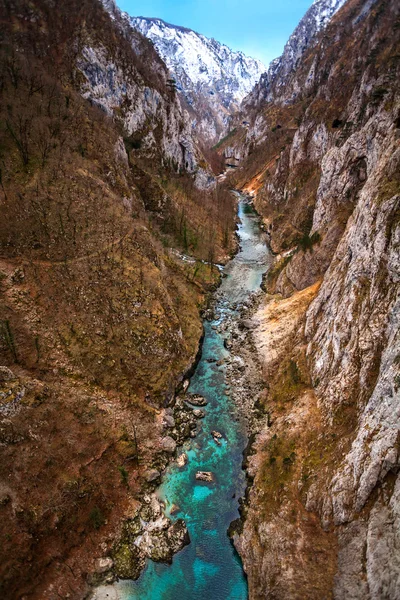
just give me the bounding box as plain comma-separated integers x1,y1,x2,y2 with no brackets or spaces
167,519,190,553
170,503,180,515
211,430,223,439
196,471,215,483
186,395,208,406
211,431,223,445
193,409,205,419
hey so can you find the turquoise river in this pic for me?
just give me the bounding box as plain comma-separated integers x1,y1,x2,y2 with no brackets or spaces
118,195,271,600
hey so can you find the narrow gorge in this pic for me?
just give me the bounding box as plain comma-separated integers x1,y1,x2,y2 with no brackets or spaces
0,0,399,599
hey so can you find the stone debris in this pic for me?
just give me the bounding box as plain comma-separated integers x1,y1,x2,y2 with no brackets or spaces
161,437,177,454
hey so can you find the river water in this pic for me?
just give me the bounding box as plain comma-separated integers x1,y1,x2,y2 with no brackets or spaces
118,196,271,600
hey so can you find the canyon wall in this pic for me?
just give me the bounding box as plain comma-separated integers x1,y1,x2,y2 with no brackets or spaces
226,0,400,597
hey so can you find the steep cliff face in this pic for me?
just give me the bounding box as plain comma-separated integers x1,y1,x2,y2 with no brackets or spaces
243,0,348,109
0,0,235,597
228,0,400,597
127,16,266,144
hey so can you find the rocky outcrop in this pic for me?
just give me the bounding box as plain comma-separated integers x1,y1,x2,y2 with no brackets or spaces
112,495,189,579
80,4,213,188
243,0,348,109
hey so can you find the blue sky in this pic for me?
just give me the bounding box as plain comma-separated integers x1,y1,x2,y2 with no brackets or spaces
116,0,313,66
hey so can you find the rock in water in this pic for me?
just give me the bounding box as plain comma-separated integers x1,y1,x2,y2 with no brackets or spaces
211,430,223,439
186,395,208,406
211,431,223,445
196,471,215,483
193,409,205,419
170,503,180,515
167,519,190,553
176,453,188,467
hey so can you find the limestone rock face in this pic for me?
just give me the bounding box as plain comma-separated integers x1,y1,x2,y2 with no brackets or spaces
243,0,348,109
230,0,400,598
81,3,215,190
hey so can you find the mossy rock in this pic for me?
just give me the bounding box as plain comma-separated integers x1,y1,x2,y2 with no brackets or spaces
124,516,143,539
112,542,145,580
149,532,172,562
140,504,153,522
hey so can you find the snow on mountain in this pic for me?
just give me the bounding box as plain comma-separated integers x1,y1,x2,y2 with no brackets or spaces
128,17,265,105
125,16,266,143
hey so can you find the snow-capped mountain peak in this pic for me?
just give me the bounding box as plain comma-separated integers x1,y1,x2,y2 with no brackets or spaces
128,17,265,104
124,16,266,143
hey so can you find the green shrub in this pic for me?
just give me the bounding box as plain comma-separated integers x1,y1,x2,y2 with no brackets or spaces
289,360,300,384
118,465,129,487
296,231,321,252
89,506,105,530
